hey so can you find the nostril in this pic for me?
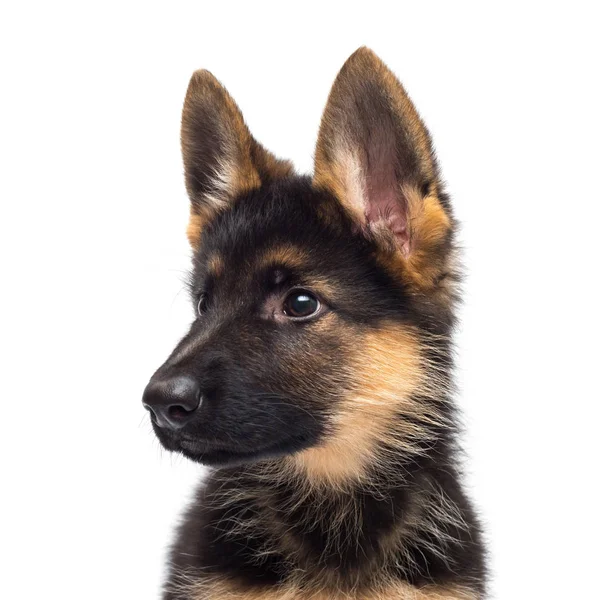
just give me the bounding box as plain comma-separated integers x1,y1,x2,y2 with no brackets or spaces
167,404,195,421
142,375,202,430
169,378,202,413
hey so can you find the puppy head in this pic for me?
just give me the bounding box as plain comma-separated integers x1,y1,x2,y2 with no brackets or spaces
143,48,457,485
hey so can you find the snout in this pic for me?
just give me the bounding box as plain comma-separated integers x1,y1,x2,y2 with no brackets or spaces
142,374,202,430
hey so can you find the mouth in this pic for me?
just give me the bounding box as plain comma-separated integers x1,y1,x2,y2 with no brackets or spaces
154,426,314,467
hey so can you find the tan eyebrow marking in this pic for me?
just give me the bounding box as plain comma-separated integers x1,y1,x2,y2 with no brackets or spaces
258,245,308,270
257,245,337,300
206,253,224,278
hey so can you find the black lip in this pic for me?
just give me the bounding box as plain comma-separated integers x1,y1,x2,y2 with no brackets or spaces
182,435,311,466
154,426,314,467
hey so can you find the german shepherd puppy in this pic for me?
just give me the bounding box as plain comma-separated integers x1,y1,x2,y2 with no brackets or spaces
143,47,486,599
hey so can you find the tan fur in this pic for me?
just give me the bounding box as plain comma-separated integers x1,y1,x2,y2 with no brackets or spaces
186,210,205,249
207,253,225,278
172,573,478,600
286,322,443,489
314,147,365,226
256,246,338,304
377,185,452,292
258,245,309,271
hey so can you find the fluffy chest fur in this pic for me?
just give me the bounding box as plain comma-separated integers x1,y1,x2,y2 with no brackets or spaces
164,464,484,599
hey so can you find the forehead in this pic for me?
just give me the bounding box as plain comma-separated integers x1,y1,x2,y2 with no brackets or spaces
194,178,353,281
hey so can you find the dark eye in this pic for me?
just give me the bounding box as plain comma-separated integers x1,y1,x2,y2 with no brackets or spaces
282,290,320,319
197,293,209,316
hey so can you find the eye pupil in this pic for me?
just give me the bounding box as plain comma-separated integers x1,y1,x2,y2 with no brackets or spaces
284,291,319,318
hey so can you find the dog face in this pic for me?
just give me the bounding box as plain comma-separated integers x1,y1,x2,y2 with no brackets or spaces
143,48,458,482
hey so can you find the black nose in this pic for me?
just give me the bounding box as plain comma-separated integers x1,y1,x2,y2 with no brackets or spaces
142,375,201,430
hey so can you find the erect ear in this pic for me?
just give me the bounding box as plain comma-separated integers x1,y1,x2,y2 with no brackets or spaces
181,70,294,248
314,48,453,287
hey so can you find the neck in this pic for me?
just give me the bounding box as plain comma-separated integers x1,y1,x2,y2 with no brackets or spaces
183,446,485,598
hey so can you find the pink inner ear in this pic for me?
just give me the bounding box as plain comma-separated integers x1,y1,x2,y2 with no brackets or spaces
364,176,411,255
359,123,412,254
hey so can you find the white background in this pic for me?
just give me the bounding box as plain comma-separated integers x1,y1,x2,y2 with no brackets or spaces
1,2,599,598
